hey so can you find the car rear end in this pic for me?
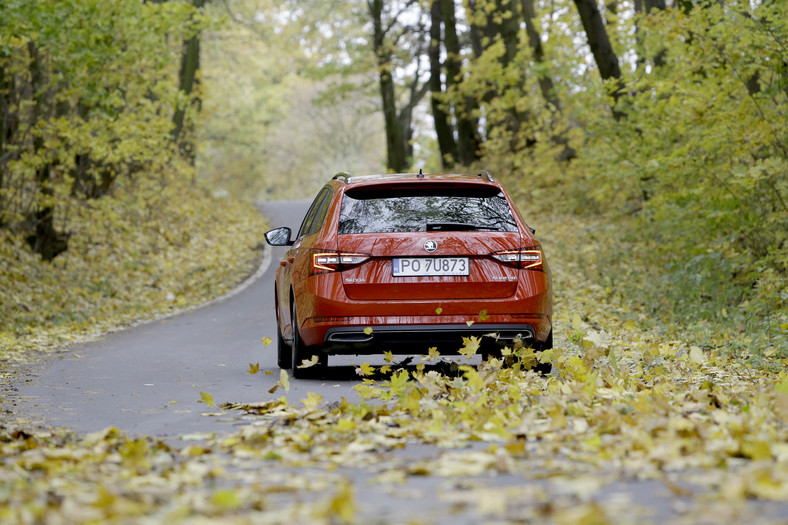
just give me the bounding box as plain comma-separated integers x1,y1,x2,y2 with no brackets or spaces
297,174,552,355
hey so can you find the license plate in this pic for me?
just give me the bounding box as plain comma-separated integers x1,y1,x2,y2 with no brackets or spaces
392,257,469,277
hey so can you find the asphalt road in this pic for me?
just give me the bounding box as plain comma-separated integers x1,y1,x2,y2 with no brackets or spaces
10,199,375,436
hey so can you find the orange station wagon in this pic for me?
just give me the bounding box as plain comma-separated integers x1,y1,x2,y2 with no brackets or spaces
264,172,553,378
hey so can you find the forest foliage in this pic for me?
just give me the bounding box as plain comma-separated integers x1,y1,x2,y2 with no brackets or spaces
0,0,266,356
200,0,787,356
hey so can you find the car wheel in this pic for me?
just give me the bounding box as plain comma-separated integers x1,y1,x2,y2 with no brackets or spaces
275,288,291,369
276,317,291,369
290,302,326,379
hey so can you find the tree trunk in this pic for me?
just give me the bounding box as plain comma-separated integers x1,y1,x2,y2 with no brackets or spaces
27,42,68,261
521,0,575,159
369,0,410,172
429,0,458,169
521,0,559,109
572,0,625,118
466,0,485,59
172,0,206,165
498,0,521,69
469,0,525,141
443,0,481,165
0,60,8,201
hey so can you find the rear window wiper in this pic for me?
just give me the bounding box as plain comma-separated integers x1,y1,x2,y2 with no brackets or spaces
426,223,500,232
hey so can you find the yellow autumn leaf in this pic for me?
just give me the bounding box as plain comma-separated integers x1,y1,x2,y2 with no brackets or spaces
435,307,443,315
336,418,356,432
363,326,373,335
261,336,272,346
279,369,290,392
354,383,382,399
478,309,489,321
200,391,214,407
298,355,319,368
301,391,323,409
459,336,480,358
742,440,772,461
324,479,355,523
689,345,705,364
355,363,375,376
212,489,241,510
384,350,394,363
247,362,260,375
466,320,475,327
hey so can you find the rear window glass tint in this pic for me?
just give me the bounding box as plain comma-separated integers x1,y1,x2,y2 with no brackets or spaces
338,186,519,234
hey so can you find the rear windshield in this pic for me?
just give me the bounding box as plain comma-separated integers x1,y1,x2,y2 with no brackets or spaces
338,186,519,234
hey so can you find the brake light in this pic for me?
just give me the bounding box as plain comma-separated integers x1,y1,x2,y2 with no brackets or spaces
311,251,370,274
491,247,543,269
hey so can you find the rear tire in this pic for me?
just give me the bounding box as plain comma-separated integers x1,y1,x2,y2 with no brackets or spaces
275,288,291,369
290,303,327,379
276,319,291,369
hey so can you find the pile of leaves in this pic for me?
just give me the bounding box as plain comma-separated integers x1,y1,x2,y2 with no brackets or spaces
0,172,267,361
1,211,786,524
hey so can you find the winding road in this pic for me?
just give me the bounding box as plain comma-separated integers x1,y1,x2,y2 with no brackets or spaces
11,200,366,436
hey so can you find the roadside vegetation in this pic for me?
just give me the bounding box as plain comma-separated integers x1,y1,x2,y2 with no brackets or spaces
0,2,267,360
1,0,787,523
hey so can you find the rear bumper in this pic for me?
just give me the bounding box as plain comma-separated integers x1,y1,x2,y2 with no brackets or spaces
295,271,552,350
299,310,550,353
321,322,541,355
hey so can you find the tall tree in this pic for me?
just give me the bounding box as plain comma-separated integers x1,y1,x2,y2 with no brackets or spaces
368,0,429,172
466,0,525,143
0,0,198,259
442,0,481,165
572,0,625,118
172,0,208,164
428,0,458,169
520,0,559,109
27,41,68,260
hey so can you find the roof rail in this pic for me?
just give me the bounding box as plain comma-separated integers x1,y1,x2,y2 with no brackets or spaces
477,170,494,182
333,172,351,182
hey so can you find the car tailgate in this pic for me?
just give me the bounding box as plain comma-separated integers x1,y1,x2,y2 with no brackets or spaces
337,232,520,300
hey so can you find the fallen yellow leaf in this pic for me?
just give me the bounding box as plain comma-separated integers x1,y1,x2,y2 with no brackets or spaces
279,369,290,392
200,391,214,407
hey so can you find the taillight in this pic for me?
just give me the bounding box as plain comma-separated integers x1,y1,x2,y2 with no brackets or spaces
311,251,370,275
491,247,543,269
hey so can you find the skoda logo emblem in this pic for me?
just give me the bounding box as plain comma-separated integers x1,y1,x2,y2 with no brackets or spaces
424,240,438,253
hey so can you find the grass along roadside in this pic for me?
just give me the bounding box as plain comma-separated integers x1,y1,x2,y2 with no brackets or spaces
0,177,268,363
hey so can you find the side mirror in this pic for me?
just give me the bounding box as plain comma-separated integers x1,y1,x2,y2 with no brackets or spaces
264,226,293,246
